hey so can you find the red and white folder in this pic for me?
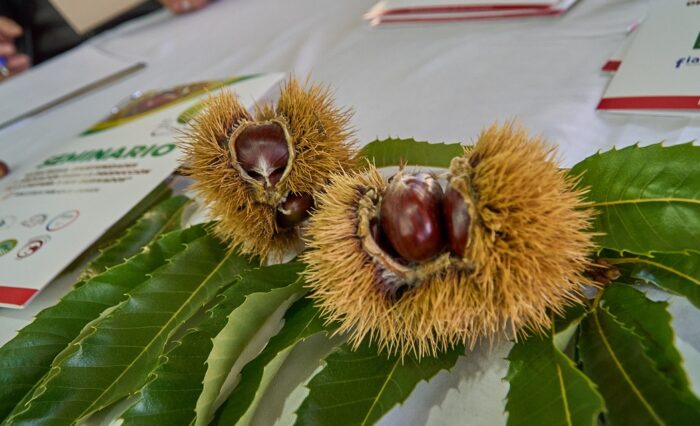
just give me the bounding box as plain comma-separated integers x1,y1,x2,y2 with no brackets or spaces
601,19,642,73
598,0,700,114
365,0,579,25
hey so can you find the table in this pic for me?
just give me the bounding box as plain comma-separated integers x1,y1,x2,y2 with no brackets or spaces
1,0,699,424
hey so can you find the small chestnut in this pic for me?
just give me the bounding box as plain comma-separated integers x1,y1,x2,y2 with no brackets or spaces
234,122,289,187
0,161,8,179
379,172,445,262
443,184,470,257
276,192,314,229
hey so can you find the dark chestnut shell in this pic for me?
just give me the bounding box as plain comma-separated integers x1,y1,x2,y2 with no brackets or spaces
234,122,289,187
443,184,471,257
379,172,446,262
276,192,314,229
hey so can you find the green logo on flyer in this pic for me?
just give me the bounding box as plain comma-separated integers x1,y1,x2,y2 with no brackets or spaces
695,32,700,49
0,239,17,257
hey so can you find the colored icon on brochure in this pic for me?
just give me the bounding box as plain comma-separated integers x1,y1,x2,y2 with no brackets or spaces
22,214,48,228
0,215,16,231
0,239,17,257
46,210,80,232
16,235,50,259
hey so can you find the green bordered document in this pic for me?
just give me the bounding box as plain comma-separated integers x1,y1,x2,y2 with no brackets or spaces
0,73,283,308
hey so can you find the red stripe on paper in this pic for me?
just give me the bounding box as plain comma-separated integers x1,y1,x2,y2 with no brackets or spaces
597,96,700,110
376,9,561,24
375,4,551,17
601,60,621,72
0,286,38,306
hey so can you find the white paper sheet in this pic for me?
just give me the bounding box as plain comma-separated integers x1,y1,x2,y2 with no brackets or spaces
0,46,145,129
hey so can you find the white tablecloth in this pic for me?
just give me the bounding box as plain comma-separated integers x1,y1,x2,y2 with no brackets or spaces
1,0,699,424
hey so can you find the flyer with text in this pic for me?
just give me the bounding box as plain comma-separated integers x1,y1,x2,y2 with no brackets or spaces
598,0,700,114
0,73,283,308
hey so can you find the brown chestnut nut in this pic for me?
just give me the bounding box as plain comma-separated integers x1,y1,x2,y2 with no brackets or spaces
380,172,445,262
234,122,289,187
0,161,8,179
443,184,470,257
369,217,401,260
276,192,314,229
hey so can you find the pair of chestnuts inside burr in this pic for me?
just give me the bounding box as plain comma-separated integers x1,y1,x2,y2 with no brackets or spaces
233,123,471,266
231,121,314,230
229,119,472,269
374,172,471,263
232,122,473,267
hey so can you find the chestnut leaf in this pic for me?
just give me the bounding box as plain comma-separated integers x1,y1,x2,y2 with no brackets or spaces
358,137,465,169
505,331,604,426
600,285,696,396
294,341,463,426
606,252,700,310
571,142,700,256
0,196,194,422
5,229,251,425
579,291,700,426
120,262,305,426
194,263,307,426
212,297,334,425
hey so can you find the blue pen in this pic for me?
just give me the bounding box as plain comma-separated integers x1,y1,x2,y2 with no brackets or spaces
0,56,9,77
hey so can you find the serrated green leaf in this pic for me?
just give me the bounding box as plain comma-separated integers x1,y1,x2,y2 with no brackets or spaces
195,263,306,426
64,182,173,273
0,224,206,422
6,231,250,425
119,263,306,426
601,285,693,392
579,299,700,425
605,253,700,310
294,342,462,426
236,345,293,425
570,142,700,255
358,138,464,169
213,297,332,425
79,195,190,280
552,305,588,353
506,332,604,426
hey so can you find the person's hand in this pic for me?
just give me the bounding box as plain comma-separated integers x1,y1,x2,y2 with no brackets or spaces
159,0,210,15
0,17,30,80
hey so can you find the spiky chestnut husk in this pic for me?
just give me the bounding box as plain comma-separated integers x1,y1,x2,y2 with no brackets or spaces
181,79,355,262
302,123,595,357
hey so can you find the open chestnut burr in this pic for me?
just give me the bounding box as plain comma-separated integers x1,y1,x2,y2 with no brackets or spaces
302,123,595,357
182,79,355,262
229,120,314,230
